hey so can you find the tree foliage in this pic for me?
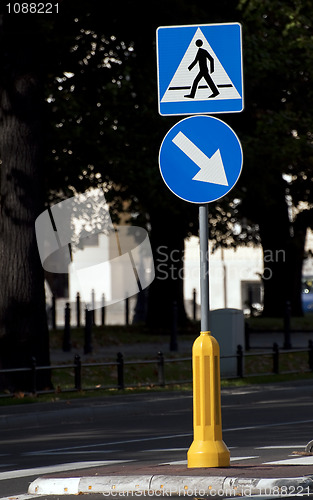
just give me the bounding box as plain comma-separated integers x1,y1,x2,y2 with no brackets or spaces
231,0,313,315
1,0,313,392
42,0,239,327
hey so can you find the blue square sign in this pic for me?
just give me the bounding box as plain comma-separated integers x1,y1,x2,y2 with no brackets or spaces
156,23,244,116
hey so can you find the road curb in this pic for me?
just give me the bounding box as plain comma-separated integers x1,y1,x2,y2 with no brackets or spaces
28,473,313,496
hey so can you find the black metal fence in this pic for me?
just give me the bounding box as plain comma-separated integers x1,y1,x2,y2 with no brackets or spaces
1,341,313,398
236,340,313,378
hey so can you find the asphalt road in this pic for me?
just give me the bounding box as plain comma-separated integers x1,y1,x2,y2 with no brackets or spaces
0,379,313,499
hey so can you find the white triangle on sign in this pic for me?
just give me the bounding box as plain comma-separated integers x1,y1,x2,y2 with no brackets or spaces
161,28,241,103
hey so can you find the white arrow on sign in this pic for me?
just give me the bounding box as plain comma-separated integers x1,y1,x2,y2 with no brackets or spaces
172,131,228,186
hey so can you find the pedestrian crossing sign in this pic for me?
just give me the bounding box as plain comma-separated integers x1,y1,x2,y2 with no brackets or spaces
156,23,244,116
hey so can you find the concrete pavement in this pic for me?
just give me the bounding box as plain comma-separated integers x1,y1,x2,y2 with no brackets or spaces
28,460,313,496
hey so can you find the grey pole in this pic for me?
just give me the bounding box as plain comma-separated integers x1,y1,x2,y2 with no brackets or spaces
199,204,210,332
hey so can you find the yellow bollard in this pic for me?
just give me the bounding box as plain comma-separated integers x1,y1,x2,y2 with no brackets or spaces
187,331,230,468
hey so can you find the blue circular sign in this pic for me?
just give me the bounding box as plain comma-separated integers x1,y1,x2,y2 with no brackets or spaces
159,115,243,203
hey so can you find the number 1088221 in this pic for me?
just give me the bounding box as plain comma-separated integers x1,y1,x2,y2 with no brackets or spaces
6,3,59,13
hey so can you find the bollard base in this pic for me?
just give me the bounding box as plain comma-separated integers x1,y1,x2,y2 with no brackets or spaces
188,331,230,468
187,438,230,468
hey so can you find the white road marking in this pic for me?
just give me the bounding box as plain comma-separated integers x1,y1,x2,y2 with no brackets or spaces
23,433,193,456
228,390,256,395
160,460,187,465
19,420,313,458
265,456,313,465
143,448,189,452
256,445,305,449
160,456,258,465
143,446,237,453
224,418,313,433
0,460,132,481
0,495,36,500
24,449,120,456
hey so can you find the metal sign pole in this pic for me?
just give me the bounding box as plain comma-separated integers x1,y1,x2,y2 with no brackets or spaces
187,204,230,468
199,204,210,331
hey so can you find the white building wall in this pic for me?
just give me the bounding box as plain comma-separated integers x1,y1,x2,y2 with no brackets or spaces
66,230,313,313
303,229,313,278
184,236,263,310
69,233,111,306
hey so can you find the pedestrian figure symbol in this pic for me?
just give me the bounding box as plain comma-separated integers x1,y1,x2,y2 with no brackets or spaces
157,24,244,115
184,40,220,99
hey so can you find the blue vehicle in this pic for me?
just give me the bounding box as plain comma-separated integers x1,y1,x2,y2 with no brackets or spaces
302,278,313,312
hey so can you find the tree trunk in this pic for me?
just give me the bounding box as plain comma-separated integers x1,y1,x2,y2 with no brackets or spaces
146,212,189,332
261,243,289,318
259,202,307,318
0,15,51,391
258,191,291,318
